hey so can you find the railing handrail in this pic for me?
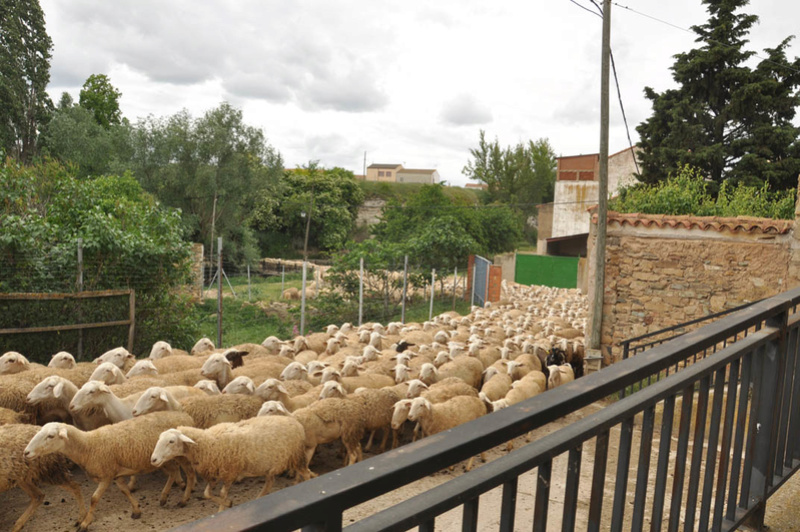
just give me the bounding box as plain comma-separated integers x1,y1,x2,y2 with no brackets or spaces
620,298,763,352
174,286,800,532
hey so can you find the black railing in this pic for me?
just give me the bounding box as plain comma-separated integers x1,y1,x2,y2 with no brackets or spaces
173,288,800,532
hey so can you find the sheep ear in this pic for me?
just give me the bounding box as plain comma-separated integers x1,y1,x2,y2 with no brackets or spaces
58,426,69,440
159,391,169,403
53,381,64,398
178,433,196,445
246,382,255,393
277,384,288,394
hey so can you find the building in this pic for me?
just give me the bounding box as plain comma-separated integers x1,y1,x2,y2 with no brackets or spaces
365,164,440,184
538,146,639,256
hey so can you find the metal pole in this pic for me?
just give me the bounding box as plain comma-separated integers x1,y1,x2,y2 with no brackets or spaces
429,269,436,321
358,257,364,326
300,261,307,336
128,290,135,353
452,266,458,310
217,237,223,348
590,0,611,350
470,262,477,308
281,262,285,295
401,255,408,324
77,238,83,359
222,268,237,298
247,264,251,301
484,263,490,306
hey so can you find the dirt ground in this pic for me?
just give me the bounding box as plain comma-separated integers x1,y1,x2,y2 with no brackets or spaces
5,400,800,531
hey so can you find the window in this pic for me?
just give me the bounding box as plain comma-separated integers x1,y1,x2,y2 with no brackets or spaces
378,171,385,177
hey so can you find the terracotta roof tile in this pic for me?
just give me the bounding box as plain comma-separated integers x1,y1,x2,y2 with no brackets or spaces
591,211,793,235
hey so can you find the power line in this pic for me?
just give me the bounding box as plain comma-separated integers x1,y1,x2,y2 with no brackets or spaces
611,1,800,76
567,0,601,18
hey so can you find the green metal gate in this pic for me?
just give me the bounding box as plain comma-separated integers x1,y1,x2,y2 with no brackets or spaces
514,254,578,288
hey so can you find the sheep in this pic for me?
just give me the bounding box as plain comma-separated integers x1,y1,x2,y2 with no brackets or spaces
281,287,300,300
151,416,312,512
27,376,107,430
89,362,127,385
198,351,251,389
320,367,395,393
1,423,86,532
126,359,159,379
407,396,487,470
70,381,135,423
93,347,136,373
174,394,264,429
546,364,575,389
194,380,221,395
0,352,40,375
48,351,76,369
291,397,367,468
0,407,26,425
406,377,480,403
436,357,483,388
190,337,215,356
479,372,513,402
254,379,318,412
24,412,195,531
222,376,256,395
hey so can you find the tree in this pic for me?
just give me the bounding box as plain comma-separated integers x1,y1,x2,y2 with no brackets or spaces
40,100,132,178
637,0,800,190
249,164,365,256
0,0,53,162
462,131,557,214
79,74,123,128
129,102,284,266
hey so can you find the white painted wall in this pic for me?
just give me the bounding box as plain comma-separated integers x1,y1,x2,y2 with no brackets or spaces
551,181,598,238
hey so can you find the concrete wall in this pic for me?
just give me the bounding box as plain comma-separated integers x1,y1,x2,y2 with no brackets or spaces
536,203,554,254
587,212,799,364
356,198,386,226
494,252,516,284
551,181,598,238
608,147,639,195
365,166,400,182
396,170,439,184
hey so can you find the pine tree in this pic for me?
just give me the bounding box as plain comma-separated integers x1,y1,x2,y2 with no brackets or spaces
636,0,800,190
0,0,53,162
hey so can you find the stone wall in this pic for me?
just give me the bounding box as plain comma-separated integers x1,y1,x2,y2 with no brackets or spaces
587,212,798,363
356,198,386,226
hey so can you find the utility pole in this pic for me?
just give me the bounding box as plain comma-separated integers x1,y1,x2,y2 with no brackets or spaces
303,188,315,262
590,0,611,351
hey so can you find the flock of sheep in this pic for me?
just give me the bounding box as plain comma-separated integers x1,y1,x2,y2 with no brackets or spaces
0,281,587,531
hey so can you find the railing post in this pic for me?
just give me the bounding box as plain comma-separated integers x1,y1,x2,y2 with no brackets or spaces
744,306,789,529
127,290,135,353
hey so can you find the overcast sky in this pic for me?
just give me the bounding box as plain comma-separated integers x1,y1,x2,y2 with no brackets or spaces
40,0,799,186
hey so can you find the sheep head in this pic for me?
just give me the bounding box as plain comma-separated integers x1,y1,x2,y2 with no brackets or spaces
222,376,255,395
27,376,66,404
70,381,112,413
151,429,195,467
191,337,215,356
132,387,172,416
48,351,76,369
149,341,173,360
95,347,134,369
194,380,221,395
255,379,289,401
404,379,429,398
0,351,30,375
319,381,346,399
258,400,291,417
24,422,70,458
407,397,432,421
90,362,126,385
391,399,413,430
126,359,158,378
280,362,307,381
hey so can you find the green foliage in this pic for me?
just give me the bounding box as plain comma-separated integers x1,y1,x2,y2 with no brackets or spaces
609,165,795,219
372,184,523,262
197,298,291,347
79,74,122,128
637,0,800,190
0,158,198,360
128,102,284,266
249,164,365,256
0,0,53,162
462,131,557,214
40,100,133,178
357,180,480,204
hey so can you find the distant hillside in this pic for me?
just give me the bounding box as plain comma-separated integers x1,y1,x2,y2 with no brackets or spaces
357,181,485,204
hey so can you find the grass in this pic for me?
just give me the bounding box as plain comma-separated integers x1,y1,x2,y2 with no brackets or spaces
197,297,291,346
357,181,481,204
210,273,305,301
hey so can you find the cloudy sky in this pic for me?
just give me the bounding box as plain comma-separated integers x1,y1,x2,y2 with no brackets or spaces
40,0,799,186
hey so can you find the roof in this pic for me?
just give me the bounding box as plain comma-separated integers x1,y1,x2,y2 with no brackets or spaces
398,168,436,175
367,163,402,169
593,211,793,235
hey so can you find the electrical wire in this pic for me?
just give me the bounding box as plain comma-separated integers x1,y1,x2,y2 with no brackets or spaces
611,1,800,76
567,0,601,18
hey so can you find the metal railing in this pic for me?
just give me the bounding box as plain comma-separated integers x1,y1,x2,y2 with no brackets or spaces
174,287,800,532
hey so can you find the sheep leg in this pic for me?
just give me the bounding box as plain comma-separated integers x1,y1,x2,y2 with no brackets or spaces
212,482,234,513
114,476,142,519
79,478,113,531
59,478,87,524
158,463,182,507
465,456,476,472
378,428,391,453
203,480,217,499
364,430,376,451
256,475,275,498
304,445,316,469
126,475,137,492
178,462,196,507
11,480,44,532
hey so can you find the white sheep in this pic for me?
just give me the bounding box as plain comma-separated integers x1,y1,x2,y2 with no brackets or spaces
89,362,127,385
190,337,215,356
222,376,256,395
94,347,135,372
291,397,367,468
133,387,263,429
48,351,76,369
546,364,575,389
26,375,107,430
1,423,86,532
151,416,313,512
194,380,221,395
0,352,38,375
24,411,196,531
126,359,159,379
